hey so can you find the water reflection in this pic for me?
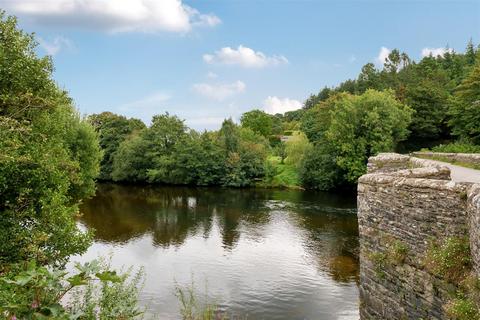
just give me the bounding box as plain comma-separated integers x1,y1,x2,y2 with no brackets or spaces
77,184,359,319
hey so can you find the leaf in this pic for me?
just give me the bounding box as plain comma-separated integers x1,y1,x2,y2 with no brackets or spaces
13,274,33,286
66,274,88,287
95,271,121,283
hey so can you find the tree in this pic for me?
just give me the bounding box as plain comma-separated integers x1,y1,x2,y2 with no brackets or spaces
219,118,240,153
449,64,480,144
465,39,477,66
219,124,268,187
112,132,150,182
88,112,145,180
300,94,345,143
328,90,412,183
300,90,412,190
404,80,450,145
357,63,382,93
384,49,402,73
285,132,312,169
303,87,333,109
300,143,343,190
240,109,273,137
0,11,100,266
112,113,188,184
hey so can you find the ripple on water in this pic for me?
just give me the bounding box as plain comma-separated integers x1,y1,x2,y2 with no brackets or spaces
75,185,359,320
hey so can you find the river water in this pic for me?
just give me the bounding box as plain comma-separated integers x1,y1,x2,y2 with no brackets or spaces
75,184,359,319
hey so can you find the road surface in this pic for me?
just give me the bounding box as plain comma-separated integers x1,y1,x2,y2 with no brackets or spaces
429,160,480,184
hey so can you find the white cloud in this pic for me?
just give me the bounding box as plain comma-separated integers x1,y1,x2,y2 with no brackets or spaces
38,36,73,55
376,47,391,65
203,45,288,68
2,0,220,33
421,47,453,57
193,81,246,101
263,96,302,115
206,71,218,79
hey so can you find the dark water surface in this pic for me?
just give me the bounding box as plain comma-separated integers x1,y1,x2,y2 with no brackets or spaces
75,184,359,320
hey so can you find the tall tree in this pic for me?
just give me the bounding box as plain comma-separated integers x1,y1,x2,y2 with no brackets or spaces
0,11,100,266
449,64,480,143
88,112,145,180
240,109,273,137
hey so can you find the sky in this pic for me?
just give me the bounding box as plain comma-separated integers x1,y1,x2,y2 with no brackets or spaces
2,0,479,130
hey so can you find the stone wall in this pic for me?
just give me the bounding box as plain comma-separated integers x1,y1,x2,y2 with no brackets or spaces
358,153,480,319
469,184,480,275
412,151,480,167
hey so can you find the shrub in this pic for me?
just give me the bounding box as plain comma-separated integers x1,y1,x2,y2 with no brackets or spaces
424,237,472,283
0,259,145,320
444,296,480,320
430,141,480,153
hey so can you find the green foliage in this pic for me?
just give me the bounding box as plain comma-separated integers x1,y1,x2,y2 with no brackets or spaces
240,109,273,137
303,41,479,151
0,11,58,117
444,295,480,320
88,112,145,180
284,132,312,169
0,11,100,267
112,132,151,182
174,280,242,320
300,90,412,190
111,116,267,187
175,283,219,320
449,64,480,144
430,141,480,153
261,156,299,188
273,142,287,164
367,238,409,279
385,239,409,265
326,91,411,183
0,259,145,320
404,80,450,143
303,87,333,109
368,251,388,279
300,143,343,190
0,13,149,320
424,237,472,283
221,127,267,187
300,98,334,143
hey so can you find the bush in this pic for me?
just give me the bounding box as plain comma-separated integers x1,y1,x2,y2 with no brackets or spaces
424,237,472,283
300,144,343,190
299,90,412,190
0,12,100,267
445,296,480,320
285,132,312,169
0,259,145,320
430,141,480,153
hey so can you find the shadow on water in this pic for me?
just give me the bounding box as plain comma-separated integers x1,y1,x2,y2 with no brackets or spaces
79,184,359,319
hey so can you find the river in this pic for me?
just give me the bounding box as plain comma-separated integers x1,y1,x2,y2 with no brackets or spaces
75,183,359,319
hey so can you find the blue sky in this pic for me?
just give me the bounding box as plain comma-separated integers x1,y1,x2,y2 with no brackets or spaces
2,0,479,130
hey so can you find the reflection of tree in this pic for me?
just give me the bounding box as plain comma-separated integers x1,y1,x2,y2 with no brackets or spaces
80,184,360,283
80,184,273,248
286,191,359,283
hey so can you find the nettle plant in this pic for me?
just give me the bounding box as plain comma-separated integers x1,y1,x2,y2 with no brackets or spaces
0,260,145,320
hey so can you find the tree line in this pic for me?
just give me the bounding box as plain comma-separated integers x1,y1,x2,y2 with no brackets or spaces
89,42,480,191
